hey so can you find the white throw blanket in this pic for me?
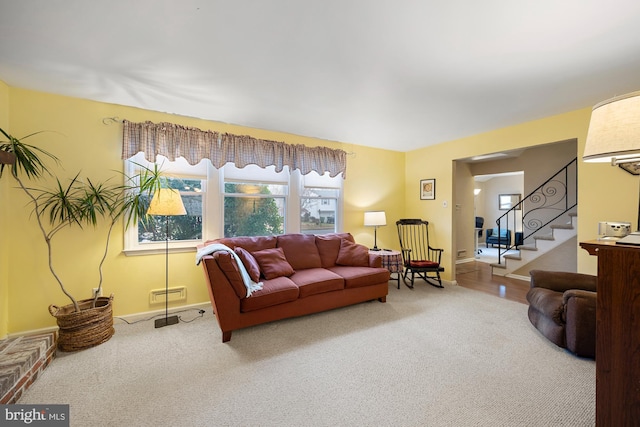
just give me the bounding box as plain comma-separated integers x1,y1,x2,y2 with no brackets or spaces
195,243,263,297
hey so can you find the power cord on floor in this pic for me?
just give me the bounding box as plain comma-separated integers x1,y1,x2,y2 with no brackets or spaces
114,308,207,325
179,309,206,323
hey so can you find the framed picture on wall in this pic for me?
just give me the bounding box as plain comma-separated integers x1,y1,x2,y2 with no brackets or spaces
420,179,436,200
499,193,521,210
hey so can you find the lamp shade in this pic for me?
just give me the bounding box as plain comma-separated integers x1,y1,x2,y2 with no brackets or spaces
364,211,386,227
583,90,640,163
147,188,187,216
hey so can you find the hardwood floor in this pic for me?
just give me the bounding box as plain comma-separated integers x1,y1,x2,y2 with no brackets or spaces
455,261,530,305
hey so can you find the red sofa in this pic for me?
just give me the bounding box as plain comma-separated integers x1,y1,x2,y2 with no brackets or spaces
197,233,390,342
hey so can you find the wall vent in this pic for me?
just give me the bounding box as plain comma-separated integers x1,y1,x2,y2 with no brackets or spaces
149,286,187,304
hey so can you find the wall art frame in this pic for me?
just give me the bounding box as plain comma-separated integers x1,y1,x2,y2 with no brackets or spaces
420,179,436,200
499,193,521,210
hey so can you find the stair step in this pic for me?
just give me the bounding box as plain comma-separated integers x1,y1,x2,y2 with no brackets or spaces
551,223,574,230
488,208,577,276
534,234,555,241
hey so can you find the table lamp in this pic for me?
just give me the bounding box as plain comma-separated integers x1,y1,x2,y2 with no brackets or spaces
364,210,386,251
584,90,640,235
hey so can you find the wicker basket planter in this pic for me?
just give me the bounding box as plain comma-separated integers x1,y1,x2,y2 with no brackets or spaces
49,294,115,352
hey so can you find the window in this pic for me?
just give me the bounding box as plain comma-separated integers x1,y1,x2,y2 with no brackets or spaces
138,177,204,243
299,170,342,235
223,181,287,237
300,187,339,235
123,155,343,254
124,154,207,254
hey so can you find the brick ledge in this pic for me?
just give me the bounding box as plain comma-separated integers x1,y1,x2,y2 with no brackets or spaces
0,332,57,404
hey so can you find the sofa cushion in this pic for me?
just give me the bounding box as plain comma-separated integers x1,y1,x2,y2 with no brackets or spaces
289,268,344,298
252,247,295,279
316,233,355,268
336,239,369,267
240,276,300,312
216,235,277,252
277,234,322,270
329,266,390,289
214,251,250,299
235,247,261,283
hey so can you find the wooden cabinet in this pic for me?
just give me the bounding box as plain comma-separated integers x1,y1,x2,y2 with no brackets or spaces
580,241,640,426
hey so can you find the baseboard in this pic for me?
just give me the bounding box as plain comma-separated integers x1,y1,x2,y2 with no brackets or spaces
6,302,212,338
114,301,211,324
506,273,531,282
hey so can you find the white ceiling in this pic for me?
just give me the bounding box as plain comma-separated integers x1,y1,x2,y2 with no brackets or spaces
2,1,640,152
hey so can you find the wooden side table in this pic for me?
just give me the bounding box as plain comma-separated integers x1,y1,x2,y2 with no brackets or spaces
370,249,403,289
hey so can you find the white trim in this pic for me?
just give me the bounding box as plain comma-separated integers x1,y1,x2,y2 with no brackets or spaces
5,302,212,339
113,302,210,324
123,245,196,257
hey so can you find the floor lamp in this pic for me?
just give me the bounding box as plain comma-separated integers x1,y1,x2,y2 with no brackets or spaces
364,211,387,251
147,188,187,328
584,90,640,238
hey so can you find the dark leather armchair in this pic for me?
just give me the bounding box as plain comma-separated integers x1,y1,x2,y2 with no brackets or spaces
526,269,597,358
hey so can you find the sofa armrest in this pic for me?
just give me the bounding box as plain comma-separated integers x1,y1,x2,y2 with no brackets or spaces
368,253,382,268
529,270,597,293
563,289,597,306
200,255,244,339
563,289,597,357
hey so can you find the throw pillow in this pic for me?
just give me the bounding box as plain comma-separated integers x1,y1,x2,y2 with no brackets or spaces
316,233,355,267
335,239,369,267
234,247,261,283
252,247,295,280
276,234,322,270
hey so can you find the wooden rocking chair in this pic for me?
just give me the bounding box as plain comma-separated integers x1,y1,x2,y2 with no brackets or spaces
396,219,444,288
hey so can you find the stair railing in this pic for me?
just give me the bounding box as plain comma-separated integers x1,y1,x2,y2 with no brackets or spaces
494,157,578,264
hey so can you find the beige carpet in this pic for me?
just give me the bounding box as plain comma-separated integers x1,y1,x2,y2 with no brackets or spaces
19,283,595,426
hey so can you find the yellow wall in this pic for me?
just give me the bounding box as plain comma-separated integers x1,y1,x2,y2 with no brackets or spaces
0,80,9,339
404,108,639,281
5,85,636,336
3,88,405,334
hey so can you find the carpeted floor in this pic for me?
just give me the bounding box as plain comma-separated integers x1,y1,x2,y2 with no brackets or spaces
18,282,595,426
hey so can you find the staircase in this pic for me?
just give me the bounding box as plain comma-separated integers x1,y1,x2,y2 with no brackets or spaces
489,158,578,277
491,211,577,276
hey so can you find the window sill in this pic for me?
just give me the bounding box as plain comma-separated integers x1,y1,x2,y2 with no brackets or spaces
123,245,198,257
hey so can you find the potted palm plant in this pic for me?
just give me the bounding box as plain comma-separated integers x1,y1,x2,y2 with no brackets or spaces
1,127,165,351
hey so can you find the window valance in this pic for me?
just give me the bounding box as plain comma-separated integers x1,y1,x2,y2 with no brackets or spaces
122,120,347,178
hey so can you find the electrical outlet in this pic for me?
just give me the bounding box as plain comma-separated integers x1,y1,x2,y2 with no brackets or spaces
92,288,102,298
